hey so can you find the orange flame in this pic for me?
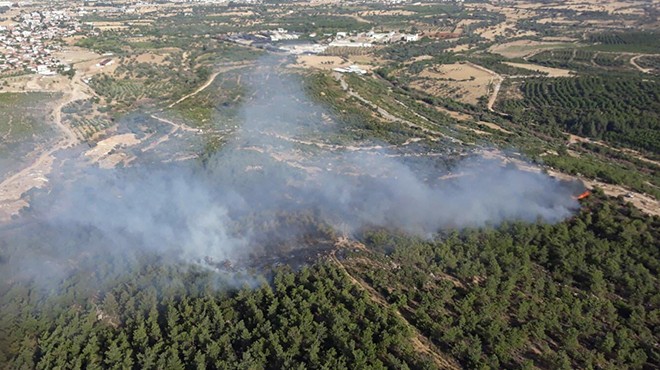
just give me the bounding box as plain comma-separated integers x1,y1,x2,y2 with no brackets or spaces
575,190,591,200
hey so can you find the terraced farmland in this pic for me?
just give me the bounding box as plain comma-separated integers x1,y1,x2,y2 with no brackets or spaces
528,49,631,71
498,76,660,152
588,31,660,53
69,117,113,140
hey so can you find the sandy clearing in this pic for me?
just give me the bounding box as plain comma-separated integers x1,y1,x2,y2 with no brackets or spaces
464,2,539,21
208,11,255,17
542,0,649,15
433,105,512,134
98,152,136,169
473,22,536,41
478,121,511,134
455,19,484,28
295,55,351,70
403,55,434,66
0,150,54,221
93,25,130,31
0,84,83,221
446,44,474,53
84,133,141,167
54,46,102,65
460,62,504,111
134,52,168,65
417,63,493,82
142,114,201,152
434,106,473,121
348,54,385,67
503,62,574,77
411,62,497,106
456,124,491,136
293,55,376,72
536,17,580,25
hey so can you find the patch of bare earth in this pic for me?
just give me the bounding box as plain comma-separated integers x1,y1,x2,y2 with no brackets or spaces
294,55,351,70
84,133,141,169
410,62,496,105
503,62,574,77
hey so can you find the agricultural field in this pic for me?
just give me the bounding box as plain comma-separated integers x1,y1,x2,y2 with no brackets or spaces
497,76,660,154
488,40,576,59
0,92,60,176
87,43,260,112
407,62,497,106
528,49,637,73
587,32,660,53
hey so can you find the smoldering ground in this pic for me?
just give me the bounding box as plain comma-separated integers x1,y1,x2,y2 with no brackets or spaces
0,59,581,287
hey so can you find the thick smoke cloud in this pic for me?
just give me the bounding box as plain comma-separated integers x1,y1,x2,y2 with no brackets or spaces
1,59,580,283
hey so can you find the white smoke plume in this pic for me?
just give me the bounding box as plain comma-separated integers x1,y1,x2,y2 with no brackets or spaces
0,58,580,284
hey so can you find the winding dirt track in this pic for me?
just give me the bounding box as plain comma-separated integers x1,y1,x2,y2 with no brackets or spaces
0,54,105,221
0,79,84,221
168,71,221,108
334,73,461,143
0,61,256,221
167,62,254,109
629,54,653,74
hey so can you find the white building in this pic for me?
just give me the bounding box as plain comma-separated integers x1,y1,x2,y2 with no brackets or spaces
333,65,367,75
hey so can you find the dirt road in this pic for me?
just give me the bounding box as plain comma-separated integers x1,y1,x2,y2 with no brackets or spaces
0,58,101,221
464,62,503,111
335,73,462,144
167,62,254,109
329,248,462,370
629,54,652,74
168,71,221,108
480,148,659,217
548,169,659,217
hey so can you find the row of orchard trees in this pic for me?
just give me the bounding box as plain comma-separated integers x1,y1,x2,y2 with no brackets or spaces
499,76,660,153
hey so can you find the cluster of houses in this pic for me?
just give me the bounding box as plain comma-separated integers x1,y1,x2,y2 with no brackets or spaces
329,30,418,48
0,10,80,76
222,28,299,47
223,28,420,55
